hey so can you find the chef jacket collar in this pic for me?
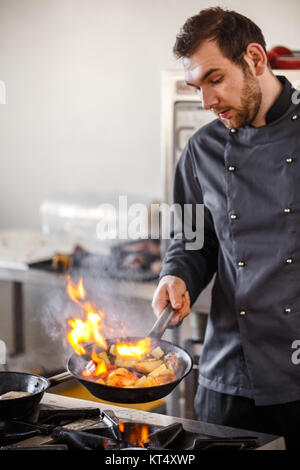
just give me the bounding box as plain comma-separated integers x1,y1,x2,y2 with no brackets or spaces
266,75,294,124
227,75,299,144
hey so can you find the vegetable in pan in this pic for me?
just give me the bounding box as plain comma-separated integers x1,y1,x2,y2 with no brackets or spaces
81,344,179,388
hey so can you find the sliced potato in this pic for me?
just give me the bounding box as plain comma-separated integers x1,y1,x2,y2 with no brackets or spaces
115,357,138,369
96,377,105,385
135,375,148,387
98,351,111,365
148,363,168,377
144,376,157,387
83,342,179,389
154,373,176,385
106,368,138,387
134,359,163,374
151,346,164,360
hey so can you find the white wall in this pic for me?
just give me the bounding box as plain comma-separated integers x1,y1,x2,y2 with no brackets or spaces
0,0,300,229
0,0,300,367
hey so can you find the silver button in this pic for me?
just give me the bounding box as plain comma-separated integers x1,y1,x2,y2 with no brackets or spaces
240,310,246,316
286,258,293,264
284,308,292,314
286,157,293,163
230,214,238,220
238,261,245,267
230,128,237,133
284,208,291,214
291,114,298,120
228,166,236,172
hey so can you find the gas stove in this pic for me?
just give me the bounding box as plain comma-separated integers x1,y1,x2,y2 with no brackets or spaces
0,393,285,451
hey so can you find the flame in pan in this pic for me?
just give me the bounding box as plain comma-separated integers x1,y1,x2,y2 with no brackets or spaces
115,337,151,358
66,276,151,361
66,276,155,387
66,276,107,354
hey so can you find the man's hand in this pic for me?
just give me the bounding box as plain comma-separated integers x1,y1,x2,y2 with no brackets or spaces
152,275,191,326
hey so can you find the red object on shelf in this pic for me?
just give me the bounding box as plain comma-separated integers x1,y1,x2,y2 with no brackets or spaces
267,46,300,69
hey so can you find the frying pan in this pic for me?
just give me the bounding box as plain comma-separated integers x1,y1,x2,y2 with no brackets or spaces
0,305,193,418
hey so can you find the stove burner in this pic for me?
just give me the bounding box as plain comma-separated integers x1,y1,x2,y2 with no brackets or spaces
0,406,100,448
101,410,122,441
0,406,259,451
147,422,184,448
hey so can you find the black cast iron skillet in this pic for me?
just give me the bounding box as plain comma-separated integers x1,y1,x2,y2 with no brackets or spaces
0,305,193,418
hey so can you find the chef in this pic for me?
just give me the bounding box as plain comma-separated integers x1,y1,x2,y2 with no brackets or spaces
152,7,300,449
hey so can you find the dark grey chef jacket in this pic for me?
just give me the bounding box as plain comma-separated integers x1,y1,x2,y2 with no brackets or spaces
160,76,300,406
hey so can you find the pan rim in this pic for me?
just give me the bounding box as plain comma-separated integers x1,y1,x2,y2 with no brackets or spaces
0,371,50,399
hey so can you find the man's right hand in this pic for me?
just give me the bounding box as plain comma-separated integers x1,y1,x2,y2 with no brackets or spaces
152,275,191,326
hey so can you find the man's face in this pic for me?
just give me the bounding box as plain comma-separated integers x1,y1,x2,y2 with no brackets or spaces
183,40,262,129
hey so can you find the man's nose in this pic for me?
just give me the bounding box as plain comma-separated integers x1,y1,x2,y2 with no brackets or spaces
200,88,219,111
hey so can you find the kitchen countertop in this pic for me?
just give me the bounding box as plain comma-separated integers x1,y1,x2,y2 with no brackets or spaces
0,229,211,313
0,229,159,303
37,393,285,450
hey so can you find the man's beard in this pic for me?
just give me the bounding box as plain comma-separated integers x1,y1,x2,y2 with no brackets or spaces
221,66,262,129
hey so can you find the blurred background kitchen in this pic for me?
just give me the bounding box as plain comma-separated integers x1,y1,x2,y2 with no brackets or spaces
0,0,300,417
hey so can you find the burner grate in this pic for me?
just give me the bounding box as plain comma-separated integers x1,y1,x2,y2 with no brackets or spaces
0,405,258,451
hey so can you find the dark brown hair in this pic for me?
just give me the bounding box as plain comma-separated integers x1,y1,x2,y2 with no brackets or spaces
173,7,268,67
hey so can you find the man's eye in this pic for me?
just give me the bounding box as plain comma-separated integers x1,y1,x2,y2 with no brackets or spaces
211,77,223,85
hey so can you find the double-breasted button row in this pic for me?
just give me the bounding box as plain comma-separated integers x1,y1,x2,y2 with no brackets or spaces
228,136,297,317
237,258,295,267
227,156,295,173
284,147,296,311
238,258,294,267
240,308,295,316
230,208,292,219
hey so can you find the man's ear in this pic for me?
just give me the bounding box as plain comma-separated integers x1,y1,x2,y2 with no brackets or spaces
244,43,267,76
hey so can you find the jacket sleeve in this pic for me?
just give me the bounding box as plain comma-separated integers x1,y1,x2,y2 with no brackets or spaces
159,140,219,306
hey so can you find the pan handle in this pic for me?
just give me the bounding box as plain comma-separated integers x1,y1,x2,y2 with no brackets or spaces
148,303,177,339
47,371,74,388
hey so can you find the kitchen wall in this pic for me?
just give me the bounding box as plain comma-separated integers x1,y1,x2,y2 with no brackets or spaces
0,0,300,368
0,0,300,229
